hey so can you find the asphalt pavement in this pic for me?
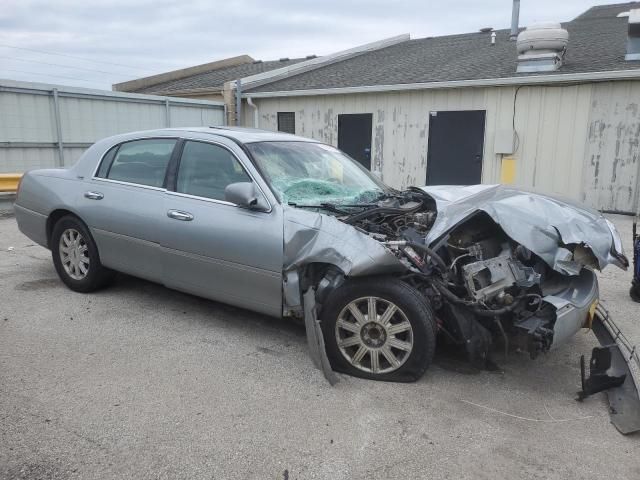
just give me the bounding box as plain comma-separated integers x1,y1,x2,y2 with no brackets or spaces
1,214,639,479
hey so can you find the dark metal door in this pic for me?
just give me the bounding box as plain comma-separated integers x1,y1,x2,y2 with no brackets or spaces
426,110,486,185
338,113,373,169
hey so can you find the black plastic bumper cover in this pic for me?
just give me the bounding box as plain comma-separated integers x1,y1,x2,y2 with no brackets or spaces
580,305,640,434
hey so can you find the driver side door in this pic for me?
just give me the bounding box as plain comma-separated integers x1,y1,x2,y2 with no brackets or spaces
161,139,284,317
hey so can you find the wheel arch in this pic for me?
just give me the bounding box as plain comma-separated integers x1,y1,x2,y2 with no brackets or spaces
46,209,87,249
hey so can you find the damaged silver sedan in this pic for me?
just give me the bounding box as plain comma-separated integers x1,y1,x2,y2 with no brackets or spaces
13,127,640,433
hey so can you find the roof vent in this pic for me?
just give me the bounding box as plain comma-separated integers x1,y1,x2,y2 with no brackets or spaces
626,9,640,60
279,57,290,62
516,23,568,73
305,54,317,59
479,27,493,33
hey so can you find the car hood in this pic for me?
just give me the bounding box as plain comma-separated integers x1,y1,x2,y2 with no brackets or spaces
282,184,627,279
420,184,627,274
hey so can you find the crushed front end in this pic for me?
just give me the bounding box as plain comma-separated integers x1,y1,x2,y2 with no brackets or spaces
284,183,638,433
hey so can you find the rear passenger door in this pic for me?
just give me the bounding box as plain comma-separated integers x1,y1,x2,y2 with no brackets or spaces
161,139,284,317
79,138,177,283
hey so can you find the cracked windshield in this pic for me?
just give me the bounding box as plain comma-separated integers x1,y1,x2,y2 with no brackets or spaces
246,141,387,206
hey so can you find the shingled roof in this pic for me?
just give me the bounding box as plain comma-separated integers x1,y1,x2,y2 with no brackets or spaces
129,58,306,94
245,2,640,94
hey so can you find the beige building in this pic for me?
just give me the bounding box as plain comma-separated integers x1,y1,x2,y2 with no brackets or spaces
116,2,640,213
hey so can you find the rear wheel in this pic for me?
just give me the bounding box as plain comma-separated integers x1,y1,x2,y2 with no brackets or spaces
321,277,437,382
51,215,114,292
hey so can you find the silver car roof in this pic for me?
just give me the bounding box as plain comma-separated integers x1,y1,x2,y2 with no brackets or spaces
119,126,319,144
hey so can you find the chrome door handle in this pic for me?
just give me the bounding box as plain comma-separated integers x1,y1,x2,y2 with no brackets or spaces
167,210,194,221
84,191,104,200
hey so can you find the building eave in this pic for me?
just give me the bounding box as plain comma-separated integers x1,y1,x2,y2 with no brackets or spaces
140,86,225,97
243,68,640,98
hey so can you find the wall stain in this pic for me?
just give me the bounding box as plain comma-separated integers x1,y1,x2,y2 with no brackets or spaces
374,109,385,173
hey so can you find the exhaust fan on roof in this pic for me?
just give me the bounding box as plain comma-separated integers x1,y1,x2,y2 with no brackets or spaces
626,9,640,61
516,23,568,73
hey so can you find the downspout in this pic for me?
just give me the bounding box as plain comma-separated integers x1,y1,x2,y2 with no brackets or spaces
235,79,242,126
247,96,259,128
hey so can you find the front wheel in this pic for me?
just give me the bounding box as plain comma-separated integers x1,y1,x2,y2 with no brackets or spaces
320,277,437,382
51,215,114,293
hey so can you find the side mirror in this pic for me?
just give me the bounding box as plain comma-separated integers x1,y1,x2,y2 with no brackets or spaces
224,182,269,211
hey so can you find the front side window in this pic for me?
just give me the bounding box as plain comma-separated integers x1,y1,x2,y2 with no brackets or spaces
176,141,251,201
98,139,176,188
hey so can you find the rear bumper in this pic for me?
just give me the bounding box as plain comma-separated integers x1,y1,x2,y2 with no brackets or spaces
14,203,48,248
580,305,640,434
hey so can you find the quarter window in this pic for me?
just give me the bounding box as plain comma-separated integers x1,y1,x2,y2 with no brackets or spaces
176,141,251,201
277,112,295,134
98,139,176,188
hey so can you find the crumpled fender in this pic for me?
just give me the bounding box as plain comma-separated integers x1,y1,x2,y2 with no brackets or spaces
283,206,405,276
420,184,626,275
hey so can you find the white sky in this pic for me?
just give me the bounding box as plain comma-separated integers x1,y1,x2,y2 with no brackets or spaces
0,0,632,90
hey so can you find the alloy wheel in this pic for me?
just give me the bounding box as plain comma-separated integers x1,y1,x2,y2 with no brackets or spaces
59,228,90,280
335,296,414,374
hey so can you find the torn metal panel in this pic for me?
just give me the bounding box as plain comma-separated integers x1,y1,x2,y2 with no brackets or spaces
583,306,640,434
303,288,339,385
283,206,406,276
544,268,599,348
421,184,626,274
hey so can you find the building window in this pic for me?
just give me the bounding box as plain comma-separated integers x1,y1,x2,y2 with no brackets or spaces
277,112,295,134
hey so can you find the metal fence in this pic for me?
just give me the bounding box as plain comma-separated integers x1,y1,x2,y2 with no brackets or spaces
0,79,225,173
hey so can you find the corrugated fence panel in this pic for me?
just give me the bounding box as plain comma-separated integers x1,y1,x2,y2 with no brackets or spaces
170,105,224,127
2,148,59,172
0,79,225,174
0,91,57,143
59,96,167,142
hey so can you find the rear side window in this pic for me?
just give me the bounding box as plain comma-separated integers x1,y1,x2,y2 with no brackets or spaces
97,139,176,188
176,141,251,201
96,146,117,178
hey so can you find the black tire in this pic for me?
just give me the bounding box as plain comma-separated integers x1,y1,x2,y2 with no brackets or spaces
631,283,640,303
51,215,115,293
320,276,437,382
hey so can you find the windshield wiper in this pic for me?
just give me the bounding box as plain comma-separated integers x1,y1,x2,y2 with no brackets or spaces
288,202,365,215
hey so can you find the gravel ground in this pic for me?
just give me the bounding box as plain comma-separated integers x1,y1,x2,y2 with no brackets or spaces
1,214,639,480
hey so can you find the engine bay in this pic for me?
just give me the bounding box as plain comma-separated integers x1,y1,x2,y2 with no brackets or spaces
332,188,593,365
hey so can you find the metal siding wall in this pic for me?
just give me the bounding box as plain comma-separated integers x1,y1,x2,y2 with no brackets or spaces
253,89,504,189
0,81,225,174
583,81,640,212
511,84,593,201
252,82,639,211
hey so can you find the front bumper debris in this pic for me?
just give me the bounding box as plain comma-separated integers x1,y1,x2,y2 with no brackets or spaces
579,305,640,434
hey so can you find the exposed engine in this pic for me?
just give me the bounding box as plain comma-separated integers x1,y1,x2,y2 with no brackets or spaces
336,188,588,366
